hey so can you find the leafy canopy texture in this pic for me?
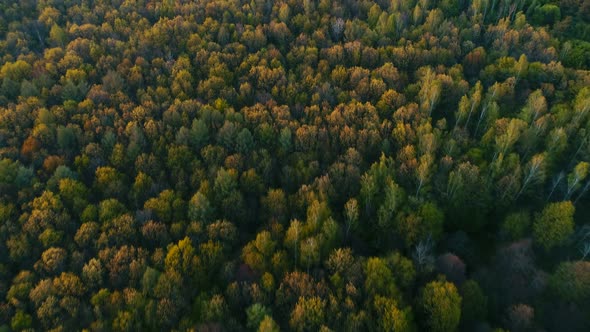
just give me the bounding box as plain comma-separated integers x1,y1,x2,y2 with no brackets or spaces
1,0,590,331
418,280,462,332
533,201,575,251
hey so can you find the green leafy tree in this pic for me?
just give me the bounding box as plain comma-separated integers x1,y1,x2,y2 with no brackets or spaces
247,303,272,330
418,280,462,332
344,198,359,239
49,24,67,46
188,191,213,223
501,211,531,240
460,280,487,326
365,257,400,299
58,178,89,214
289,296,326,332
242,231,277,273
11,310,32,331
372,296,415,332
258,315,280,332
549,261,590,304
236,128,255,154
566,162,589,199
533,201,575,251
165,237,201,285
144,190,185,223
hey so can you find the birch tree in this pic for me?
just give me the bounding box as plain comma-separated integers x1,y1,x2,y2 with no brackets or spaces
516,153,546,200
566,162,590,200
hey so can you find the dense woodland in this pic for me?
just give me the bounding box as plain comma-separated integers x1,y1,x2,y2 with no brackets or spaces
1,0,590,331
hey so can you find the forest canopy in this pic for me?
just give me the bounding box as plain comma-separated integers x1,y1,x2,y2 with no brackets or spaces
1,0,590,331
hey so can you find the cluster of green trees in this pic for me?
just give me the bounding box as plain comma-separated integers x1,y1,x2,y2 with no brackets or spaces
1,0,589,331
